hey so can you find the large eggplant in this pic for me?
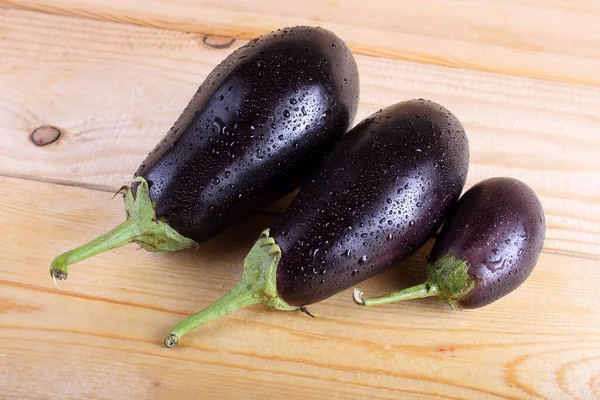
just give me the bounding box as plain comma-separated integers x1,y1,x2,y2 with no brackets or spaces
165,99,469,347
50,26,360,280
354,177,546,309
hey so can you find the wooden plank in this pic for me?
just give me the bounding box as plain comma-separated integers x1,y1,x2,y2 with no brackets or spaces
1,175,599,399
1,0,600,86
1,8,599,257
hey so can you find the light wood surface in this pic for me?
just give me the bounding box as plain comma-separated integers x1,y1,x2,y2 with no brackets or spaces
1,8,599,258
2,0,600,86
1,4,599,400
1,176,599,399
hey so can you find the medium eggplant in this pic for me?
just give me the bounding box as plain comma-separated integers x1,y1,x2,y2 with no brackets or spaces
50,26,360,280
164,99,469,347
354,177,545,309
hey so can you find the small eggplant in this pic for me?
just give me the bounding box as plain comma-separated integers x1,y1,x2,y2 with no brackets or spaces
354,177,545,309
164,99,469,347
50,26,360,280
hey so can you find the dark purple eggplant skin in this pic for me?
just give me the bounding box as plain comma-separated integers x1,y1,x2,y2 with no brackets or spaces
429,177,546,308
134,26,359,242
271,99,470,306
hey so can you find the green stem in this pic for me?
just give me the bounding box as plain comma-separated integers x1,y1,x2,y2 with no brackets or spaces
352,254,478,310
50,219,139,280
164,229,297,348
354,284,439,307
165,282,261,348
49,177,197,280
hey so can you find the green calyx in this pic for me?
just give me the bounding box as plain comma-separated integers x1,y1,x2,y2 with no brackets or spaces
353,254,477,310
239,230,297,311
164,229,297,348
425,254,477,310
49,176,197,280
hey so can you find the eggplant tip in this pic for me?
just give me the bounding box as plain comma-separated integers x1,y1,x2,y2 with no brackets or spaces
353,288,365,305
164,334,179,348
50,269,67,281
299,306,316,318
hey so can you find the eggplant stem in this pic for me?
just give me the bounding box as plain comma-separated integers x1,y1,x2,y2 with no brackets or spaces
49,177,197,280
50,219,139,280
354,254,477,309
164,229,297,348
354,283,439,306
166,282,261,347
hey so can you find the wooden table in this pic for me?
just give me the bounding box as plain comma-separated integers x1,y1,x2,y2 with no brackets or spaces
1,1,599,399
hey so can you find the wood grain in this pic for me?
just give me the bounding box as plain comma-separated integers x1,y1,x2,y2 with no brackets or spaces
2,0,600,86
1,8,599,257
1,175,599,400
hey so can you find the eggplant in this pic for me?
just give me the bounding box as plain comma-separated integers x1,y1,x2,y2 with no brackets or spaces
164,99,469,347
354,177,545,309
50,26,360,280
